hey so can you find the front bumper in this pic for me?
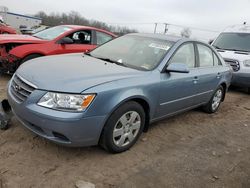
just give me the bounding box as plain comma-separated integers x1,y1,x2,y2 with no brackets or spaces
7,87,107,147
231,72,250,88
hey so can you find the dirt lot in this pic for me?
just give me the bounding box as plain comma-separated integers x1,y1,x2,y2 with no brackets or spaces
0,75,250,188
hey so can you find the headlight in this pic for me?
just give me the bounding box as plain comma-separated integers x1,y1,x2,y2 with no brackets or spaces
38,92,95,112
243,60,250,67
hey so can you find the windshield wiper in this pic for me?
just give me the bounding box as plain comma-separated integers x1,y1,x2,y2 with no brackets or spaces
32,35,43,39
91,55,127,67
228,49,250,53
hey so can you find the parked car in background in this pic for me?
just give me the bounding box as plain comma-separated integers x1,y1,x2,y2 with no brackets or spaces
30,25,50,35
212,24,250,93
0,23,17,34
6,33,232,153
0,25,116,73
19,25,49,35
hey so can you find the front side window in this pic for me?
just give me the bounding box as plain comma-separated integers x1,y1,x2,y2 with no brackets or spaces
96,31,113,45
68,30,92,44
197,44,214,67
89,35,174,71
169,43,195,68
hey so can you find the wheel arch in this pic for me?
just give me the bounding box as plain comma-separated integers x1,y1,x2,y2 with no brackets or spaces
220,82,227,102
99,96,151,143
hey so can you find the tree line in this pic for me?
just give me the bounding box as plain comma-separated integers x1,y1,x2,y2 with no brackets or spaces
34,11,137,36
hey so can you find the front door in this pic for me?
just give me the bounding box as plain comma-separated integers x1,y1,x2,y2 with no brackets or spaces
156,42,200,118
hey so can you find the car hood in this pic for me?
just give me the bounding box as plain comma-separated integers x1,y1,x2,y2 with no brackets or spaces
0,34,46,44
217,50,250,62
16,53,146,93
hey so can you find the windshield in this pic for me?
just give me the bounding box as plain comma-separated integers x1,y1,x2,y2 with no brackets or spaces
89,35,174,71
33,26,72,40
213,33,250,52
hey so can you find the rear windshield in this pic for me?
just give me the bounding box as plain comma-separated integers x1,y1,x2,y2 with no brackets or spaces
213,33,250,52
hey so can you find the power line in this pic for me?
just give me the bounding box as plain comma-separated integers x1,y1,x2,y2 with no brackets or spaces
107,22,220,33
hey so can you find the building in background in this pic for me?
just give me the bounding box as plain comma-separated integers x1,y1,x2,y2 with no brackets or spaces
0,6,42,29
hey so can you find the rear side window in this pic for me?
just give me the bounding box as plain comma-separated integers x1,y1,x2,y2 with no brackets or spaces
197,44,214,67
213,53,222,66
169,43,195,68
96,31,113,45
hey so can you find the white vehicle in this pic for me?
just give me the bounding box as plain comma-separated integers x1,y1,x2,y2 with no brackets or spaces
212,24,250,93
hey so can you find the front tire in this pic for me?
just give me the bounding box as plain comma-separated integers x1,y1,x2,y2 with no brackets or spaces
100,101,145,153
203,86,224,114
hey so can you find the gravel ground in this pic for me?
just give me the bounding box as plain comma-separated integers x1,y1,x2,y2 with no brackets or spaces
0,75,250,188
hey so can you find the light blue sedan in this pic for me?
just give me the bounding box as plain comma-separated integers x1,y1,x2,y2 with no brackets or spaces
6,33,232,153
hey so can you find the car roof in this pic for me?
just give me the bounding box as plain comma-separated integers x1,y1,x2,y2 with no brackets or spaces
59,25,116,36
223,24,250,33
127,33,183,42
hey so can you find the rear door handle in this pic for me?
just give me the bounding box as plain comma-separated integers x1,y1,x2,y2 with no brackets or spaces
217,72,221,79
193,76,199,84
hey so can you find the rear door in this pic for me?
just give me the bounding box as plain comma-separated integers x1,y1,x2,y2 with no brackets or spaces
157,42,201,118
194,43,225,104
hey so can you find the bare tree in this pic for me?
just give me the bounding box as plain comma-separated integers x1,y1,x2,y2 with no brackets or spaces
34,11,137,36
181,27,192,38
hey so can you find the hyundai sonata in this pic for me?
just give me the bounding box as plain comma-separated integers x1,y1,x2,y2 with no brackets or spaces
6,33,232,153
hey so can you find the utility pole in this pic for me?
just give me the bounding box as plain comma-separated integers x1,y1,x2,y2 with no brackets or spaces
154,23,158,33
164,23,168,34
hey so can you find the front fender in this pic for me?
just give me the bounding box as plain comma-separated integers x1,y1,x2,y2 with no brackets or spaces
9,43,46,58
83,71,161,121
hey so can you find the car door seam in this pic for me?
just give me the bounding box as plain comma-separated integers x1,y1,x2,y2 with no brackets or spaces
160,90,214,106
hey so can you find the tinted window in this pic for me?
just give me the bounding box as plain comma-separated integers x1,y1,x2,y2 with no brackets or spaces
169,43,195,68
90,35,174,71
197,44,213,67
96,31,113,45
213,33,250,52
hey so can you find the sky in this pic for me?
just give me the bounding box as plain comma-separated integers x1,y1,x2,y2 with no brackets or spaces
1,0,250,41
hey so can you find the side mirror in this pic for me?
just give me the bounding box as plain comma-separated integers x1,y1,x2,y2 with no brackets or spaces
166,63,190,73
208,39,214,45
57,37,74,45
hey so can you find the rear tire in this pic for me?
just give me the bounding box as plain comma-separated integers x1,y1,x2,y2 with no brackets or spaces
100,101,145,153
203,86,224,114
247,88,250,94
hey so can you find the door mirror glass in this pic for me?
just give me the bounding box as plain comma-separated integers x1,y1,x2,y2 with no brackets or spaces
166,63,190,73
57,37,74,44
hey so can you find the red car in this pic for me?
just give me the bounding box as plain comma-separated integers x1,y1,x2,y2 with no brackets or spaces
0,25,116,73
0,24,17,34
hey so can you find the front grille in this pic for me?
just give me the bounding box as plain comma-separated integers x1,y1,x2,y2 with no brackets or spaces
223,58,240,72
10,75,36,103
